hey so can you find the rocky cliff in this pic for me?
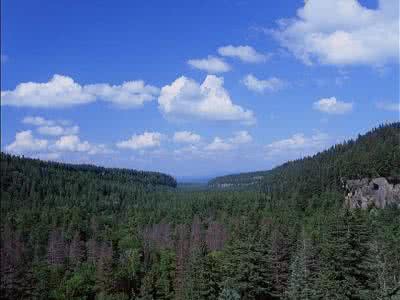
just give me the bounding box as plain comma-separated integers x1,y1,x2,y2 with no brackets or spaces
344,177,400,209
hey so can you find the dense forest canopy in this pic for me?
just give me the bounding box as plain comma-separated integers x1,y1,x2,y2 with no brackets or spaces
210,122,400,188
1,123,399,299
1,153,177,189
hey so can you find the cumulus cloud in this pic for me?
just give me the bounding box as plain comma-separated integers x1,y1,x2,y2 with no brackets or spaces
187,56,231,73
86,144,114,155
229,130,253,144
84,81,159,108
313,97,353,114
265,132,329,159
218,45,268,63
242,74,285,93
205,137,234,151
117,132,163,150
50,135,112,155
205,131,252,152
22,116,55,126
173,145,204,157
1,75,95,108
5,118,112,158
1,74,159,108
173,131,201,143
271,0,399,66
158,75,255,124
376,101,400,112
22,116,80,136
53,135,91,152
6,130,48,154
37,125,80,136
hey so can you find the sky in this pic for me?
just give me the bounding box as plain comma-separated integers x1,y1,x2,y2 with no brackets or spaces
1,0,399,180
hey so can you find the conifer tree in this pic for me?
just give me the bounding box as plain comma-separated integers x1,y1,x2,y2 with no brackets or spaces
287,231,319,300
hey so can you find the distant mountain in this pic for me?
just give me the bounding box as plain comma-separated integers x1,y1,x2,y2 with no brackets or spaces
209,123,400,199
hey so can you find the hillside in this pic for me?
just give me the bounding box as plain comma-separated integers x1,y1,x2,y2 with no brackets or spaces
1,153,177,188
0,153,177,218
209,123,400,195
1,124,399,300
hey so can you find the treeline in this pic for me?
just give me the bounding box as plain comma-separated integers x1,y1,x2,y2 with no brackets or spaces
1,123,400,299
1,153,177,190
210,123,400,205
208,171,266,187
0,153,177,217
260,123,400,202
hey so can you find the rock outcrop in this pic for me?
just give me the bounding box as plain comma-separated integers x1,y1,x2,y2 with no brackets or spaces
344,177,400,209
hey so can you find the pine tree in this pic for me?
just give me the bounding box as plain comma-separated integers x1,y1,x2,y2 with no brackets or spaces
0,226,25,299
286,231,319,300
155,249,176,299
269,227,291,298
183,242,209,300
218,288,241,300
316,211,378,300
223,234,272,299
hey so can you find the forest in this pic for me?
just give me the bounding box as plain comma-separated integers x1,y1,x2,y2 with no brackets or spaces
1,122,400,300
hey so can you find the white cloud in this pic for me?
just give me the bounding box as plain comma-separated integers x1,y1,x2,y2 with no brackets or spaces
86,144,115,155
117,132,163,150
205,131,252,152
22,116,55,126
205,137,234,151
187,56,231,73
6,130,48,154
242,74,285,93
6,118,112,157
1,75,95,108
376,101,400,112
229,130,252,144
37,125,80,136
158,75,255,124
265,132,329,158
50,134,112,155
173,131,201,143
218,45,268,63
271,0,399,66
313,97,353,114
22,116,80,136
1,74,159,108
52,135,113,155
84,81,159,108
53,135,91,152
173,145,203,157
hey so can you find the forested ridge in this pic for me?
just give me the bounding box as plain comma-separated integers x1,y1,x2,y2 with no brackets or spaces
210,123,400,190
1,123,400,299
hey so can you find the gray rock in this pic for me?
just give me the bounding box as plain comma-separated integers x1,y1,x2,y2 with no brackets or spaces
345,177,400,209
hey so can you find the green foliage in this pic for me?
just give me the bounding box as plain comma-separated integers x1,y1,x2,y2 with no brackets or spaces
286,233,319,299
52,263,96,299
222,227,273,299
211,123,400,206
315,211,380,299
218,288,241,300
1,123,399,299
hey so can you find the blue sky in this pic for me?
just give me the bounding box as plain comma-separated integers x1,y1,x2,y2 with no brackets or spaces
1,0,399,179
